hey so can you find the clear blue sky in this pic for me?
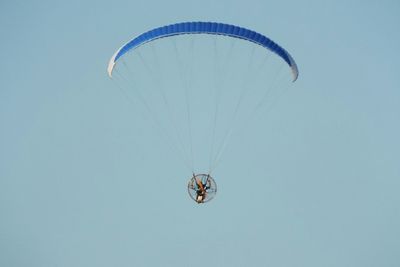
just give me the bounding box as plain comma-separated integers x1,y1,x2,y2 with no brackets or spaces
1,0,399,266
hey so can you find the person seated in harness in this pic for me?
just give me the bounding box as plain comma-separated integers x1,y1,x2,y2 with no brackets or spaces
195,176,210,203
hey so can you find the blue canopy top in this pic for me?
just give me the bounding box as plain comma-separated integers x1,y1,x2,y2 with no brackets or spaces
108,22,298,81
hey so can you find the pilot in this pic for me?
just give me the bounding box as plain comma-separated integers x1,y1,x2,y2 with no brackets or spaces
195,176,209,203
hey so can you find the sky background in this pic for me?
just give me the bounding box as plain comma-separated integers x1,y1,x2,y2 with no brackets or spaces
1,0,400,266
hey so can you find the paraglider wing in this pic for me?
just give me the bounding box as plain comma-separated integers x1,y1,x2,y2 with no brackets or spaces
107,22,298,81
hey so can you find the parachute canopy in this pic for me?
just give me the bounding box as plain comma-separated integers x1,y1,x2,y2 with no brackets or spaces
107,22,298,81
